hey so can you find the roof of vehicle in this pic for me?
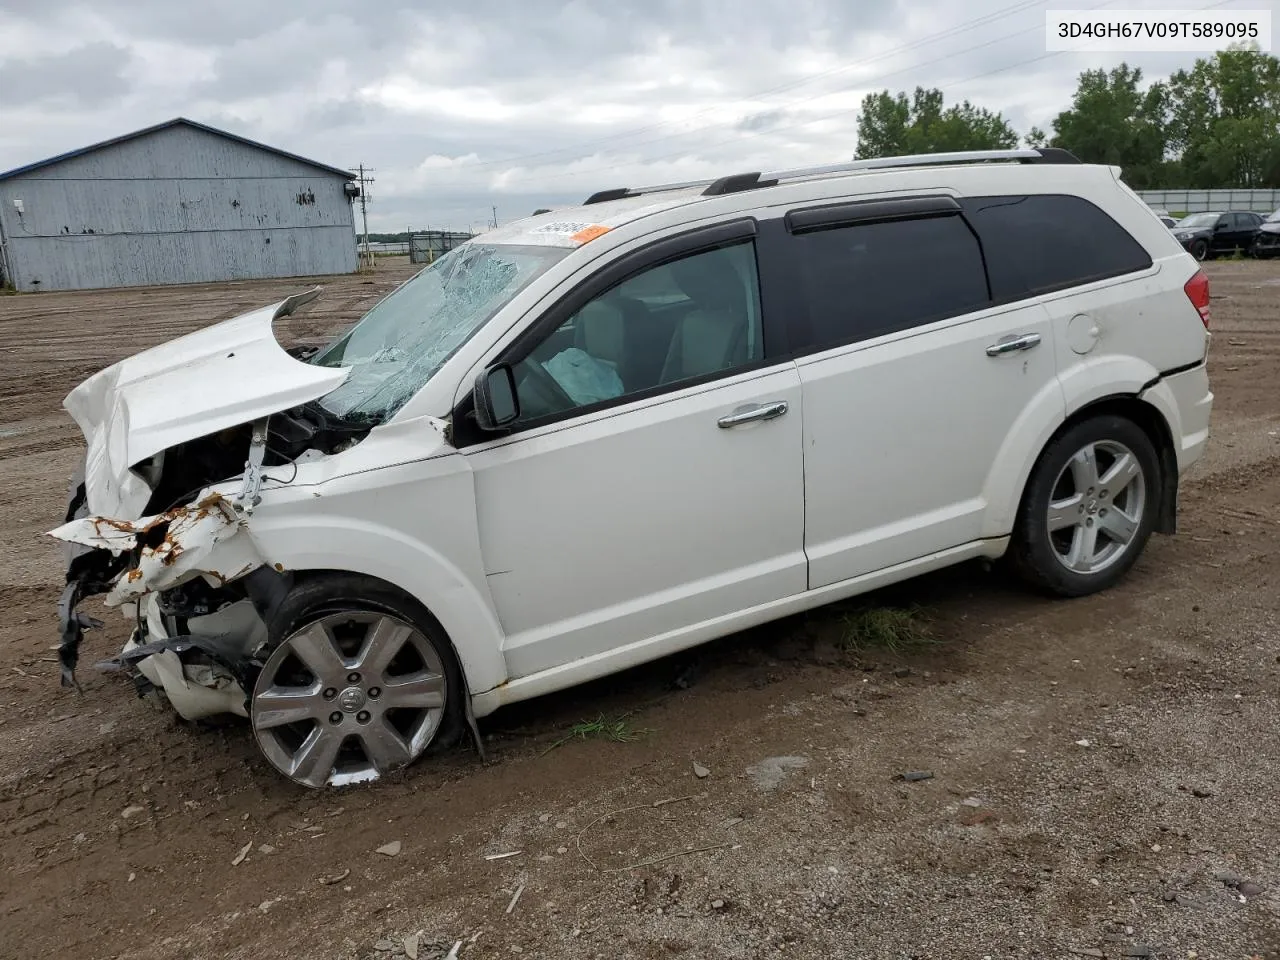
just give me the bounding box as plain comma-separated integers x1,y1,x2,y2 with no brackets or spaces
479,147,1089,251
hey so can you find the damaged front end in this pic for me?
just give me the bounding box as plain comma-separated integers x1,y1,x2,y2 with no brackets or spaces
47,288,370,722
52,483,269,717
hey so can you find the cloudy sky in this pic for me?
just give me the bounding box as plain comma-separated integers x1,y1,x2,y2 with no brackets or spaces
0,0,1262,232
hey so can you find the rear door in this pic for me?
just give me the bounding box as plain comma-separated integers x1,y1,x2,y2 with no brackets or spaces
761,197,1063,589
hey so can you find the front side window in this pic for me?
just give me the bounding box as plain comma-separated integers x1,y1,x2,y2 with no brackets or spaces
312,242,570,422
508,241,764,425
785,214,991,351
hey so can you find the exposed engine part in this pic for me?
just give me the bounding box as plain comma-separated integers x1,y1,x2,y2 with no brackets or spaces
237,418,269,512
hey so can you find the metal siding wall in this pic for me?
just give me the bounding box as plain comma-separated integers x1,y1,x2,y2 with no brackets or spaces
0,125,357,291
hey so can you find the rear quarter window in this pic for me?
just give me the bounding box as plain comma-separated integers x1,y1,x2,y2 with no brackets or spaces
960,194,1153,302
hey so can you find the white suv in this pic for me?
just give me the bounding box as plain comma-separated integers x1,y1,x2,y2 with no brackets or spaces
51,147,1213,788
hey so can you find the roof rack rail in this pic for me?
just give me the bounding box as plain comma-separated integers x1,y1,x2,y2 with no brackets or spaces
581,148,1080,205
583,177,719,204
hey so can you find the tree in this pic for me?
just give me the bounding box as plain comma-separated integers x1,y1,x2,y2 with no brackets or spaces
854,86,1019,159
532,208,552,215
1024,127,1048,149
1047,64,1169,189
1167,44,1280,187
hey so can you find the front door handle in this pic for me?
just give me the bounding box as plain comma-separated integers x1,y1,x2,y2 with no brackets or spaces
718,400,788,428
986,332,1042,357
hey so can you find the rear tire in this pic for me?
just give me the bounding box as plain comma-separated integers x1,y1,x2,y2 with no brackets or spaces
1008,415,1161,598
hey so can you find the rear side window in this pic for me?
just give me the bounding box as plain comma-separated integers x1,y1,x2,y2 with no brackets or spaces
961,194,1152,301
785,215,991,350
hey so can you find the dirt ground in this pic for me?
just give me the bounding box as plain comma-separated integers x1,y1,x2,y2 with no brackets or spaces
1,257,1278,960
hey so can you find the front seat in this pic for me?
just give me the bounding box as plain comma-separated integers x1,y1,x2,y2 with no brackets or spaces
573,298,626,379
659,250,752,385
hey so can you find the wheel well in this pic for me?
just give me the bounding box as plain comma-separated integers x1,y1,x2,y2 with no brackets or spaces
1032,395,1179,535
275,568,470,684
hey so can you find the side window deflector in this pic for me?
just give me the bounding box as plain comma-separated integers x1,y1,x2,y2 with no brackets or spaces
785,195,962,235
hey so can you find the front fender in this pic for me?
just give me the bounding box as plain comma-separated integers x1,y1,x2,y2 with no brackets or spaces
243,515,508,701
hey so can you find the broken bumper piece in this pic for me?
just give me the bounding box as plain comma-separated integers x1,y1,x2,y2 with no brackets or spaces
48,490,269,713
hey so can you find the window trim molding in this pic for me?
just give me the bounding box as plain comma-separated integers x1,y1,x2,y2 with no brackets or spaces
449,217,774,448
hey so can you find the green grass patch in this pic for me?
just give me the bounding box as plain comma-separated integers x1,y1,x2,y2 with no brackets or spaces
835,605,937,655
541,712,648,756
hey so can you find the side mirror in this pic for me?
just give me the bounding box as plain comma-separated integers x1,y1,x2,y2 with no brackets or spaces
474,364,519,431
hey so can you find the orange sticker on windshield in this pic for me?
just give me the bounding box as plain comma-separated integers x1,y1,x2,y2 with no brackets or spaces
570,225,611,244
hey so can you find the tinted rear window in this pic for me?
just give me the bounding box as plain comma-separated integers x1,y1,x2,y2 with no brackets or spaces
786,214,991,349
961,194,1152,301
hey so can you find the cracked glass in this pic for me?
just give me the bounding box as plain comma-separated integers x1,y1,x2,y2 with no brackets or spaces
311,242,570,422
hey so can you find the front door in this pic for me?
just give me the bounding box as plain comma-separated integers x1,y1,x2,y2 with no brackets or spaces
457,229,807,680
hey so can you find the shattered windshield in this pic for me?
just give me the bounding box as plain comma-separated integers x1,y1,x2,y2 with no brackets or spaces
311,242,570,422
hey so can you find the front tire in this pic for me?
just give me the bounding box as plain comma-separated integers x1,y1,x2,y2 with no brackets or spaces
1189,239,1208,261
250,574,465,789
1008,416,1161,598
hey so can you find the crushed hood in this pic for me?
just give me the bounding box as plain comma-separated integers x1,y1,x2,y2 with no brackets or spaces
65,288,351,518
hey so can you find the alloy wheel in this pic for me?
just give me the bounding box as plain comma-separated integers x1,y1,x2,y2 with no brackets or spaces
1046,439,1147,577
251,611,447,788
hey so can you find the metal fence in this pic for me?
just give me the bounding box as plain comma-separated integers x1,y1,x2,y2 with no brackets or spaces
410,231,474,264
1137,189,1280,214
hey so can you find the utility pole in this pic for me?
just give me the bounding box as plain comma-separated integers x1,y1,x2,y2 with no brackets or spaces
353,163,375,269
491,205,498,230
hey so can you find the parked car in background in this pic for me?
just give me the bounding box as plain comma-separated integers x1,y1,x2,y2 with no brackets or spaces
1252,209,1280,258
1160,216,1177,229
1171,211,1264,260
48,147,1214,790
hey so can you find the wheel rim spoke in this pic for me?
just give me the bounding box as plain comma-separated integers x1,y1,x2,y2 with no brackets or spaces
1099,452,1140,496
1066,522,1100,571
356,617,413,677
1101,506,1138,544
360,719,414,773
381,671,446,710
288,622,348,685
254,685,326,730
1047,494,1084,532
289,727,346,789
1068,445,1099,492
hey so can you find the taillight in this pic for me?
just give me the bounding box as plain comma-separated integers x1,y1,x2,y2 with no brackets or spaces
1184,270,1210,328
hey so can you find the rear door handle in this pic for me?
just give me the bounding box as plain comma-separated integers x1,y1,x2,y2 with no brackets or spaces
986,332,1042,357
718,400,788,428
